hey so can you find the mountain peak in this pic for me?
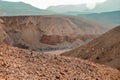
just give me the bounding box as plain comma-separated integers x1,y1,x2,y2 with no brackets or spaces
0,0,54,16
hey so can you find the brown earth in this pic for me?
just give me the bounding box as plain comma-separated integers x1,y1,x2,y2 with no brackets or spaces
0,19,13,45
0,44,120,80
0,16,113,51
61,26,120,70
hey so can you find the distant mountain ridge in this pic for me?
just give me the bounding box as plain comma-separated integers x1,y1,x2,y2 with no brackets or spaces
59,11,120,25
47,0,120,13
79,11,120,24
46,0,120,24
0,1,55,16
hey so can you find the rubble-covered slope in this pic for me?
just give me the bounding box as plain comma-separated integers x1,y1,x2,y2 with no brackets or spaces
0,45,120,80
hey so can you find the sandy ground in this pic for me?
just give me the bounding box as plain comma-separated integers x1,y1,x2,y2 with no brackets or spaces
43,49,71,55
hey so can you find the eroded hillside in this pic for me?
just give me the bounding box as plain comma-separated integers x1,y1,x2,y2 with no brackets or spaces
0,16,112,51
61,26,120,70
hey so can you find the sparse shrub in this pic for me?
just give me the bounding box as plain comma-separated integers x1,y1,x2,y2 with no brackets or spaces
15,43,29,49
96,57,100,60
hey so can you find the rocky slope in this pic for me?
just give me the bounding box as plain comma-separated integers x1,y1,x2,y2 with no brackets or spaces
61,26,120,70
0,16,111,51
0,44,120,80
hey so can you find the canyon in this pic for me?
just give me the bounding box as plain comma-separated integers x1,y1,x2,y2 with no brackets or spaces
0,16,112,52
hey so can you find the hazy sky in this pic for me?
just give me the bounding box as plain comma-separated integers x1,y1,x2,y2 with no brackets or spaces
3,0,107,9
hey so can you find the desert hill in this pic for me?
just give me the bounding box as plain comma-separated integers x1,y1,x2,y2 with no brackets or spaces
0,1,54,16
0,44,120,80
61,26,120,70
0,16,111,51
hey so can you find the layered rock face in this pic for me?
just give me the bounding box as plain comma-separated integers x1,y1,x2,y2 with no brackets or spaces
40,35,76,45
0,16,110,51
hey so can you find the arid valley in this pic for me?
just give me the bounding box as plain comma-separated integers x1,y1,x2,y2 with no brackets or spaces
0,0,120,80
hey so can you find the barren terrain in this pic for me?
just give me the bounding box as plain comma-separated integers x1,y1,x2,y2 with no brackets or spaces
61,26,120,70
0,45,120,80
0,16,119,80
0,16,113,52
